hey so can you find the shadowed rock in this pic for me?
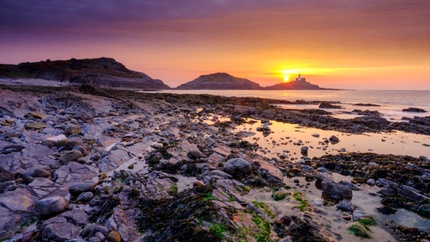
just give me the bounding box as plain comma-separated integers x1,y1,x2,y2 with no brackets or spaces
35,196,68,217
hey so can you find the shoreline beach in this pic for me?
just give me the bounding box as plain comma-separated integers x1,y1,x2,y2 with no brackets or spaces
0,84,429,241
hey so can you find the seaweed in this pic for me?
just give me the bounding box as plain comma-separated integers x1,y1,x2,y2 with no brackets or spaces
135,185,229,242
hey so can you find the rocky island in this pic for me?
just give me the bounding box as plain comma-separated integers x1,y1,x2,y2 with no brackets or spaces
0,60,429,242
176,72,263,90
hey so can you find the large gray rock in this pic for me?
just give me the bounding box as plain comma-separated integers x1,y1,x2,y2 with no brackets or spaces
376,178,399,190
300,146,308,156
41,216,81,241
188,150,203,159
321,179,352,200
399,185,429,202
69,180,98,196
60,150,83,164
65,124,82,135
35,196,68,217
223,158,252,175
379,188,397,197
0,188,37,212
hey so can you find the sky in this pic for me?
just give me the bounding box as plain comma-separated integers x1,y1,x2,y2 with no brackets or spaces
1,0,429,89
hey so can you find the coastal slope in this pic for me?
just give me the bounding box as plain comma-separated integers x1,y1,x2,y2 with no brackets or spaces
0,57,170,89
176,72,262,90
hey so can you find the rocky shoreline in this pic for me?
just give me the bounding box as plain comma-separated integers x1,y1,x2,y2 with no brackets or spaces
0,84,429,241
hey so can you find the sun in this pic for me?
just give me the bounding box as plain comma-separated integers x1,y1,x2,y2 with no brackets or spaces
283,74,290,83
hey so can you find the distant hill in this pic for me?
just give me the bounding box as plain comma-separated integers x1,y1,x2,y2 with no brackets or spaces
177,72,262,90
265,80,325,90
0,57,170,89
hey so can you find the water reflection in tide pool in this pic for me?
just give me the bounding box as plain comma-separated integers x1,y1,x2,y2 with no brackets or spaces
232,119,430,160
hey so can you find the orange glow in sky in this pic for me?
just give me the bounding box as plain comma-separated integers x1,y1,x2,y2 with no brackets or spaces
0,0,429,89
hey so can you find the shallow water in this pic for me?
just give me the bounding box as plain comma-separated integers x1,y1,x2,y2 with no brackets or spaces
230,119,430,160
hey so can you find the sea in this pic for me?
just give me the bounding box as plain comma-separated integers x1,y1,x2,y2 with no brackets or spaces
143,89,430,121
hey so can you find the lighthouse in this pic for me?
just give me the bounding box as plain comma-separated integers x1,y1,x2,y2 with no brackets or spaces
296,74,306,82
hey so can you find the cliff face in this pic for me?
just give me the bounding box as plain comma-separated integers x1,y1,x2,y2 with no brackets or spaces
176,72,262,90
0,57,170,89
265,80,324,90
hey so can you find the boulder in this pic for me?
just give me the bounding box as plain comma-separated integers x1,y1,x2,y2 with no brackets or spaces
321,179,352,200
188,150,203,159
366,179,375,186
69,180,98,196
223,158,251,175
65,124,82,135
300,146,308,156
35,196,68,217
25,122,46,130
329,135,340,144
379,188,397,197
399,185,429,202
41,216,81,241
376,178,399,190
60,150,83,164
0,188,37,212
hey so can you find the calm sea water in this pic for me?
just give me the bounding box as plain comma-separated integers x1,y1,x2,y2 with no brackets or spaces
147,89,430,107
144,90,430,121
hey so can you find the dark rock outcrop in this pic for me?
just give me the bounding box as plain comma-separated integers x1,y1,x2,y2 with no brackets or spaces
0,57,170,90
321,178,353,200
176,72,262,90
223,157,252,175
319,102,342,109
403,107,427,113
